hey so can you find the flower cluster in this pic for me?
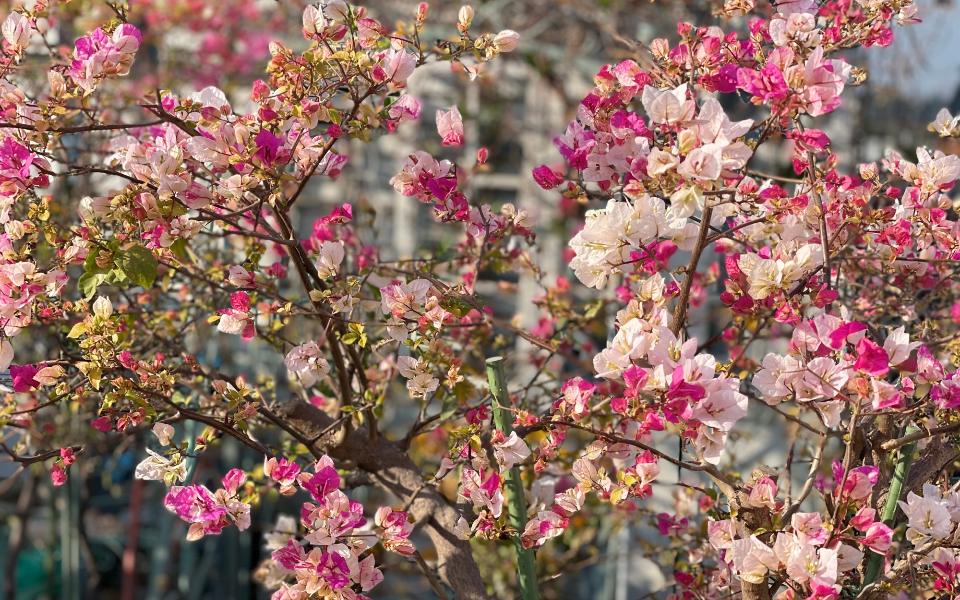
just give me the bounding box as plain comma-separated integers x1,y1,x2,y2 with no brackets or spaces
135,424,188,484
68,24,142,93
752,315,932,420
701,469,901,599
260,455,407,600
285,342,332,389
899,483,959,545
589,308,749,463
164,470,252,540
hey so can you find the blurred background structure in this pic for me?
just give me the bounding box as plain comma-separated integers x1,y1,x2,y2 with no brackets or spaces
3,0,960,598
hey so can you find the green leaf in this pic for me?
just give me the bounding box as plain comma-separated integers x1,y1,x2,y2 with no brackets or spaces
170,238,188,261
129,394,150,408
440,394,458,421
583,300,604,319
432,248,459,264
88,366,102,390
116,246,158,289
83,251,111,275
440,296,473,318
78,272,107,300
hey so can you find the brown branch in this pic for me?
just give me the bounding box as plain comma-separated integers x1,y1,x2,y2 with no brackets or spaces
855,537,943,600
258,404,316,450
880,421,960,451
412,551,451,600
671,205,713,336
797,120,833,292
0,444,83,466
746,170,805,184
171,405,273,457
782,433,829,522
0,120,163,134
548,419,738,493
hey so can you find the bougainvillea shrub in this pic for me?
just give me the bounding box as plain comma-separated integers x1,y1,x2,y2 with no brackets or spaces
2,0,960,599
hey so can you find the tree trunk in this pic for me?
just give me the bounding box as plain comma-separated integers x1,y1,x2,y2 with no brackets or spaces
741,581,772,600
731,468,776,600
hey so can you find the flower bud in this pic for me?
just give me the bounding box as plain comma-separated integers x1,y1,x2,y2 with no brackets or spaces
477,147,488,165
111,24,142,54
251,80,270,103
117,53,135,76
325,0,350,22
416,2,429,25
4,220,24,240
268,41,286,58
677,129,698,155
264,456,277,477
532,165,562,189
48,71,65,97
493,29,519,52
302,5,326,36
93,296,113,319
458,5,474,31
186,523,205,541
650,38,670,60
2,13,31,49
153,423,175,446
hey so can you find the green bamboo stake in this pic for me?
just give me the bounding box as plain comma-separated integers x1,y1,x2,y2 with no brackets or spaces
485,357,540,600
863,425,919,587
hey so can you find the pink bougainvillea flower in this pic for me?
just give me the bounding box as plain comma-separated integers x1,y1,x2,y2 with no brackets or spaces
436,105,464,146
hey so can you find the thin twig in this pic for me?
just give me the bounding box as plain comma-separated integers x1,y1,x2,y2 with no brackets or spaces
783,434,829,522
880,421,960,451
672,206,713,336
412,551,451,600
